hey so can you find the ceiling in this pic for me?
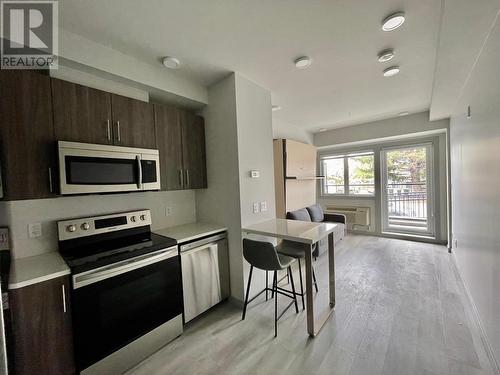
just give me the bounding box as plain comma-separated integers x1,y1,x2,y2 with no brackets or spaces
59,0,443,132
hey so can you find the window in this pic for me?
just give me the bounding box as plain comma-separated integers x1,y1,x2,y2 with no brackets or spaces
321,152,375,196
347,153,375,195
322,157,344,194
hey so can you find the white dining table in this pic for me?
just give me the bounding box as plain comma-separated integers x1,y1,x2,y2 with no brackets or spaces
242,218,337,337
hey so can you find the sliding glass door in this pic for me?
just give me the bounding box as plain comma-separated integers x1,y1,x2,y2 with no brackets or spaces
381,144,434,237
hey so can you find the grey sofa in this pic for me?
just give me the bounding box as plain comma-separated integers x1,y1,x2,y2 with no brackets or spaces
286,204,346,257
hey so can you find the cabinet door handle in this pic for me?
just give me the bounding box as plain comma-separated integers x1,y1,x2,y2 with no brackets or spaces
106,119,111,141
179,169,184,188
116,121,121,142
48,168,53,193
61,284,67,313
185,169,190,188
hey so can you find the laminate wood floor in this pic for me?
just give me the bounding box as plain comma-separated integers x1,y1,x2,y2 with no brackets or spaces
128,235,496,375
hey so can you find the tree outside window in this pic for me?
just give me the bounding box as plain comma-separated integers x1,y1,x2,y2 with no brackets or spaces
321,152,375,196
348,154,375,195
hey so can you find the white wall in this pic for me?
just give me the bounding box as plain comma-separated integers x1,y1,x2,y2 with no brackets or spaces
235,74,276,299
314,112,448,147
58,28,208,106
0,191,196,259
272,118,313,144
196,73,275,302
450,14,500,367
50,64,149,102
430,0,500,121
196,74,244,301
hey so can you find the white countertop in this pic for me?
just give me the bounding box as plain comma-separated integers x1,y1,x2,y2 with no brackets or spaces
9,252,70,290
7,223,227,290
242,219,337,244
154,222,227,244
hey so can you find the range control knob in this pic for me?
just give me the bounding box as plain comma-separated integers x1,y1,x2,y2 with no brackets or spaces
81,223,90,231
67,224,77,233
140,214,146,221
130,216,137,222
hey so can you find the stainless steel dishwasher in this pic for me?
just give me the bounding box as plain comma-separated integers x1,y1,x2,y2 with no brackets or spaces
180,232,229,323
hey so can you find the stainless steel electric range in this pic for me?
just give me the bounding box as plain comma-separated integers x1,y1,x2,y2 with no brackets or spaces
58,210,182,375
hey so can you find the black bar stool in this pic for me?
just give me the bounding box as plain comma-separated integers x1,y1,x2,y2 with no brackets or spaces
242,238,299,337
276,240,319,310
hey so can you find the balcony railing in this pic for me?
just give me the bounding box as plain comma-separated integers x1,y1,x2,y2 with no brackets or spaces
387,183,427,224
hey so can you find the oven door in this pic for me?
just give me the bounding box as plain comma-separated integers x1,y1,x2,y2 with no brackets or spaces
58,142,160,195
71,247,182,372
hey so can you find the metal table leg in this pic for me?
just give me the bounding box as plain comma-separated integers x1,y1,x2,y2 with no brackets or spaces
305,232,335,337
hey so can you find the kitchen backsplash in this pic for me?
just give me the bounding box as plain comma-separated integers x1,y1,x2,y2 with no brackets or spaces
0,190,196,259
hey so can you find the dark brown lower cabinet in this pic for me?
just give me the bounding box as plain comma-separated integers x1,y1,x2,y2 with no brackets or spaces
10,276,75,375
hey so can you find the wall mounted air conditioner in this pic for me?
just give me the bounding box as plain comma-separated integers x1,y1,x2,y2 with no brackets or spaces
325,206,370,231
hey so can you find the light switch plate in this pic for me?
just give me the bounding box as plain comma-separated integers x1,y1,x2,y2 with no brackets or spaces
260,201,268,212
253,202,260,214
28,223,42,238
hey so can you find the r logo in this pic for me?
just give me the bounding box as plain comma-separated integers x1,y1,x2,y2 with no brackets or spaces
1,1,58,69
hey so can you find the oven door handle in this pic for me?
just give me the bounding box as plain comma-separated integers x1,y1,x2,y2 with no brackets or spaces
73,247,178,289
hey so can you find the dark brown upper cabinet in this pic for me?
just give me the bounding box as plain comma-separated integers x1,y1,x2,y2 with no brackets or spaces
155,107,207,190
10,276,75,375
0,70,58,200
111,94,156,149
51,79,113,145
0,72,204,199
52,80,155,149
154,105,183,190
181,112,207,189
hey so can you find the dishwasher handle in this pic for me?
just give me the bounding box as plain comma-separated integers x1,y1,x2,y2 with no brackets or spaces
180,232,226,252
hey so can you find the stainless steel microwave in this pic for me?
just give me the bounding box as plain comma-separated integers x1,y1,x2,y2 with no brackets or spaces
58,141,161,195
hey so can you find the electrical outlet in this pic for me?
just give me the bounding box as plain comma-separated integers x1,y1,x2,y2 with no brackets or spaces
260,201,268,212
253,202,260,214
28,223,42,238
250,170,260,178
165,206,173,216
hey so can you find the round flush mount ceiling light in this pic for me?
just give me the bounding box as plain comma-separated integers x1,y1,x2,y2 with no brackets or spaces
378,49,395,62
382,12,406,31
318,128,327,132
272,105,281,111
398,111,410,116
162,56,181,69
294,56,312,69
383,66,400,77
